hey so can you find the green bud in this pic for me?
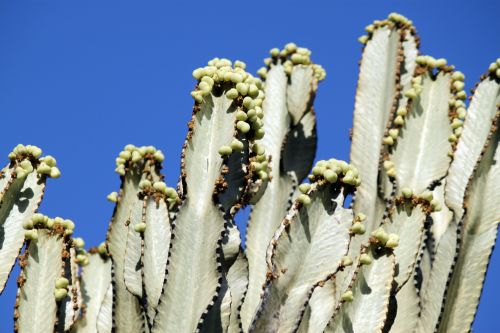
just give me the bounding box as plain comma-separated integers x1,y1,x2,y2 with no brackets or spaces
396,107,407,116
404,88,417,99
394,115,405,126
49,167,61,179
134,222,147,233
190,91,204,104
360,253,372,265
270,48,280,57
385,234,399,248
298,183,311,194
230,139,244,152
24,229,38,241
358,35,368,44
452,71,465,81
235,110,248,121
225,88,239,100
341,290,354,302
372,227,389,244
236,82,249,96
236,121,250,133
456,91,467,100
258,171,268,181
139,180,152,190
243,97,254,109
73,237,85,249
54,288,68,301
297,194,311,206
218,145,233,157
402,187,413,199
420,190,433,202
254,128,265,139
351,222,366,235
252,144,265,156
382,136,394,145
312,166,325,176
386,168,396,178
248,84,259,98
55,277,70,289
388,129,399,139
453,81,465,91
342,256,353,267
323,169,338,183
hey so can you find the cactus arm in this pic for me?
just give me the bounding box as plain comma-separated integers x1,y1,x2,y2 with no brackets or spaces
15,229,65,333
389,69,455,195
386,280,420,333
445,72,500,220
97,284,113,333
296,278,336,333
350,16,417,233
252,162,357,332
382,204,426,288
325,247,395,333
414,220,458,333
438,113,500,333
243,46,323,331
72,252,112,333
106,147,156,333
154,60,263,333
143,197,171,323
0,170,47,294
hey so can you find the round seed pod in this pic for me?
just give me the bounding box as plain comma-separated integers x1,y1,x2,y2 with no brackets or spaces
218,146,233,157
372,228,389,244
252,144,265,156
402,187,413,199
236,121,250,133
298,183,311,194
134,222,147,233
73,237,85,249
49,167,61,179
226,88,239,100
235,110,248,121
254,128,265,140
342,256,353,267
139,180,152,190
385,234,400,248
341,290,354,302
107,192,118,203
230,139,244,152
54,288,68,302
351,222,366,235
394,116,405,126
324,169,338,183
55,277,70,289
153,150,165,162
360,253,372,265
236,83,249,96
243,97,255,109
297,194,311,206
258,171,268,181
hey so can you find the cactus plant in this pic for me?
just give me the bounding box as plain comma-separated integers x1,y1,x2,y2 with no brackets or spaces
0,12,499,333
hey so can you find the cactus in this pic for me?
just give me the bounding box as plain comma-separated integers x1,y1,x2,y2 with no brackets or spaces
0,12,499,333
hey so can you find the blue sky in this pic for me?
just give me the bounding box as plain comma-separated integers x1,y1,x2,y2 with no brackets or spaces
0,1,498,331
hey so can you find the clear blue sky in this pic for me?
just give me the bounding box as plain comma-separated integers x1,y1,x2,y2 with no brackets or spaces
0,1,498,331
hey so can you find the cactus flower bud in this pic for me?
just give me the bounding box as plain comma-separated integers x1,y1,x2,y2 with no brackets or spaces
73,237,85,249
402,187,413,199
420,190,433,202
218,146,233,157
298,183,311,194
298,194,311,206
54,288,68,301
372,227,389,244
341,290,354,302
351,222,366,235
236,121,250,133
342,256,353,267
55,277,70,289
230,139,244,152
360,253,372,265
385,234,400,248
134,222,147,233
323,169,338,183
107,192,118,203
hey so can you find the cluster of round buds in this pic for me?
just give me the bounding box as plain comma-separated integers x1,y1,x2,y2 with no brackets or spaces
308,159,361,187
447,71,467,155
382,160,396,178
488,58,500,79
8,144,60,179
416,55,450,71
8,144,42,161
97,242,109,258
54,277,70,301
341,290,354,302
399,187,441,212
23,213,76,237
371,227,400,249
258,43,326,81
351,213,367,235
248,144,269,181
138,180,180,210
72,237,90,266
115,145,164,176
402,73,425,101
359,13,413,45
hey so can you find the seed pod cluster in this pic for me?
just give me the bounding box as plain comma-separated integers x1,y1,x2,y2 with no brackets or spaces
54,277,70,301
23,213,77,237
114,144,164,176
371,227,400,249
358,12,415,45
258,42,326,81
7,144,61,179
73,236,90,266
487,58,500,79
